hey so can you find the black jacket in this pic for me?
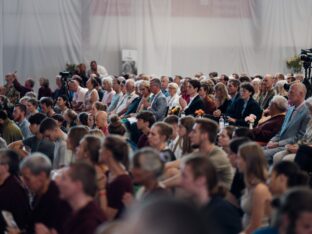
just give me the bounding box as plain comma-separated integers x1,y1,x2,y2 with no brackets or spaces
184,95,204,116
228,97,262,127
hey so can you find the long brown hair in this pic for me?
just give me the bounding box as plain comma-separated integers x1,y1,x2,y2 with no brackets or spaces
103,135,129,170
179,116,195,154
238,142,268,187
214,83,229,106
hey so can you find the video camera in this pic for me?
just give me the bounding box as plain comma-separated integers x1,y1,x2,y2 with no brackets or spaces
59,71,71,81
300,48,312,97
300,49,312,65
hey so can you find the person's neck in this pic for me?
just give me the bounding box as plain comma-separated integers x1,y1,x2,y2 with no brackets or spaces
196,188,210,206
108,161,126,178
199,142,214,154
142,127,150,135
47,109,54,116
16,117,25,124
153,90,161,95
230,92,237,98
60,105,67,111
156,142,167,151
190,93,197,98
55,128,64,139
69,193,93,212
0,172,10,186
115,89,121,94
143,179,159,192
37,179,51,196
270,110,282,117
294,100,304,108
34,131,42,140
106,88,112,92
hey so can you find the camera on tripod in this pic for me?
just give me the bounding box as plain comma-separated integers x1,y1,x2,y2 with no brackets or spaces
59,71,71,82
300,49,312,64
300,48,312,97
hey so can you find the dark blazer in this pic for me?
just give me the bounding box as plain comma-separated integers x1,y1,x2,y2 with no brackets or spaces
252,114,285,143
226,93,241,117
184,95,204,116
229,97,262,127
258,89,275,110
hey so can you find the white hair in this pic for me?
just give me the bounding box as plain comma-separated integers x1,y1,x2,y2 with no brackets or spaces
252,78,262,85
168,82,179,90
270,95,288,112
102,76,114,86
126,79,136,86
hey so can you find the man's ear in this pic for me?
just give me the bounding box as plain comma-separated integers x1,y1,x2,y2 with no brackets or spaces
200,132,209,142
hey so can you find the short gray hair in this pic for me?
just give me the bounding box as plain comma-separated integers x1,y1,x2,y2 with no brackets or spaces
132,147,164,178
270,95,288,112
20,153,52,176
126,79,136,87
102,76,113,86
150,78,161,88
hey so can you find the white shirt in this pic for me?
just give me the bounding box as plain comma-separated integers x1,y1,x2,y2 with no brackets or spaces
185,94,198,109
102,89,116,106
167,93,180,109
73,86,88,103
115,91,138,114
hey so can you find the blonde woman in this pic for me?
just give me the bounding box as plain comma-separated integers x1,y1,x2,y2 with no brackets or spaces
136,80,152,112
213,83,231,118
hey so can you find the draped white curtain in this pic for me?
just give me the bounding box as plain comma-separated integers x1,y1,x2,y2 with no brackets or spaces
1,0,312,87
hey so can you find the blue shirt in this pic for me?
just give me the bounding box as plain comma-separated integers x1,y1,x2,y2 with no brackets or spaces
17,118,32,139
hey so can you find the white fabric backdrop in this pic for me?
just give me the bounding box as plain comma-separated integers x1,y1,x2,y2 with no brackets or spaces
1,0,312,87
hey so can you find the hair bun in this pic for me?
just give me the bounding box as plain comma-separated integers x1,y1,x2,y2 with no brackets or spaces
109,114,122,127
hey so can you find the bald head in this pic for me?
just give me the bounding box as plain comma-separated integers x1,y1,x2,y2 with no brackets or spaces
95,111,108,129
263,74,274,90
125,79,135,93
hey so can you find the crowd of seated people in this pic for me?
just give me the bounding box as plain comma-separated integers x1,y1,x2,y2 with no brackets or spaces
0,63,312,234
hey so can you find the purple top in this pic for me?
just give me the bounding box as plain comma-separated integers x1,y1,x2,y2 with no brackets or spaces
63,201,106,234
106,174,133,219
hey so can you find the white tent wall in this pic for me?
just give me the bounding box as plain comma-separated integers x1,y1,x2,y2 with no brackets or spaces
1,0,312,88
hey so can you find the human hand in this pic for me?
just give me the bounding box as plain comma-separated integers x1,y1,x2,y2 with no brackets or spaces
35,223,57,234
227,117,236,123
122,192,134,207
6,227,21,234
213,109,221,117
286,144,299,153
267,141,279,149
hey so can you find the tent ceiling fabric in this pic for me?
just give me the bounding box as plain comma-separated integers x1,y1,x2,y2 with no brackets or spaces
1,0,312,86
